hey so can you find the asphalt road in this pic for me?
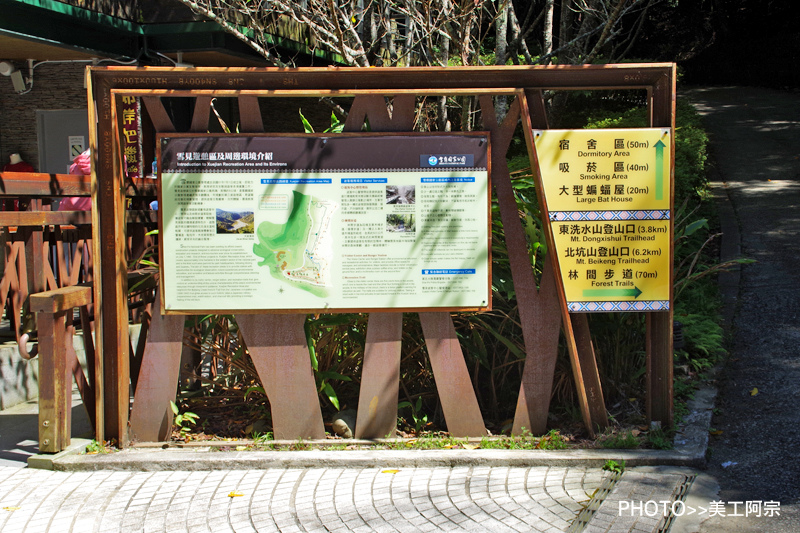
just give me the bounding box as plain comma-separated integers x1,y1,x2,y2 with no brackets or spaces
684,86,800,533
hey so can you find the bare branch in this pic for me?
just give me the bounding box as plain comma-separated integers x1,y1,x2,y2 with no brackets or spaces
177,0,290,67
584,0,627,64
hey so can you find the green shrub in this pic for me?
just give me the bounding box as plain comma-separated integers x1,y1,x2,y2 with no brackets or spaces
585,100,710,202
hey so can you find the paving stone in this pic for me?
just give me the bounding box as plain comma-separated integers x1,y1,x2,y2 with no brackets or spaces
0,464,648,532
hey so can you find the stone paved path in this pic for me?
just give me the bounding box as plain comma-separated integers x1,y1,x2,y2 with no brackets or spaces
0,465,608,533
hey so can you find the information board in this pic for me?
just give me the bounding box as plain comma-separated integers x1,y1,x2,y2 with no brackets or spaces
158,133,491,314
534,128,672,312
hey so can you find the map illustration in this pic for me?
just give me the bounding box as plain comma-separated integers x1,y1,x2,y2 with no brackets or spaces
253,190,337,297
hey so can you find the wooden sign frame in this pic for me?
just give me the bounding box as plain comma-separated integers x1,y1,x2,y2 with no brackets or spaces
87,65,675,446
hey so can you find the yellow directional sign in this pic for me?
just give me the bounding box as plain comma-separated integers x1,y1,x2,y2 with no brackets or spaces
534,128,672,312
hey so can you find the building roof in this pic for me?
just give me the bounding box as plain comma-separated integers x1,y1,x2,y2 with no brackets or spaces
0,0,339,66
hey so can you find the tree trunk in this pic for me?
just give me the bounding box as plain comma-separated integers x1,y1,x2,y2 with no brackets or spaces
543,0,555,64
495,0,509,66
494,0,509,120
388,12,399,63
559,0,573,53
438,0,452,130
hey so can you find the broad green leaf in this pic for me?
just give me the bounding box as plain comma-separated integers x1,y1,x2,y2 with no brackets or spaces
299,109,314,134
681,219,708,238
317,370,352,382
323,382,340,410
245,386,266,399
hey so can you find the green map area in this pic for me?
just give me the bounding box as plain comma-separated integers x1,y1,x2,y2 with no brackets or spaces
253,190,332,298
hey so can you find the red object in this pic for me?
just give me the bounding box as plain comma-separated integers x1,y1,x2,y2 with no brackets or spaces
2,160,33,210
3,161,34,173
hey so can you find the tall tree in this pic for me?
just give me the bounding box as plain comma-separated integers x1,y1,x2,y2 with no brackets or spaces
178,0,660,68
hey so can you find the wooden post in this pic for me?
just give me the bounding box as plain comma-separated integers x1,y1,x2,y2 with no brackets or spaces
236,314,325,440
349,95,411,439
646,67,676,428
128,290,185,442
479,94,564,437
355,313,403,439
420,312,485,437
35,308,69,453
88,76,130,445
31,285,93,453
517,91,608,436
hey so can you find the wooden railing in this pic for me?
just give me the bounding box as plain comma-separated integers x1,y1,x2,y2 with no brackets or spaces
1,171,157,451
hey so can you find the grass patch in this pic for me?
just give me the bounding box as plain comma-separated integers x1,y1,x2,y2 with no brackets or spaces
596,429,640,449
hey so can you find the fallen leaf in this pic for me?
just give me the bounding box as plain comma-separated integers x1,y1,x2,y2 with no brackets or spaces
750,387,759,396
381,469,400,474
709,430,723,436
228,491,244,498
235,446,247,451
462,443,479,450
3,507,21,511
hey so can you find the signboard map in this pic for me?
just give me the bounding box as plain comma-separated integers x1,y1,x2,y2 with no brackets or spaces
534,128,672,312
158,134,490,313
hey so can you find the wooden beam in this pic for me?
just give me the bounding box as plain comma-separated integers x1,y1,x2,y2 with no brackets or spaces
348,94,413,439
516,90,608,436
142,96,176,132
511,258,562,436
117,88,524,98
571,314,609,431
29,285,92,314
355,313,403,439
420,312,485,437
0,172,92,196
190,96,213,133
646,65,676,428
90,81,131,446
0,210,156,227
237,96,264,132
479,95,563,436
24,201,45,298
95,64,675,93
236,314,325,440
128,290,185,442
